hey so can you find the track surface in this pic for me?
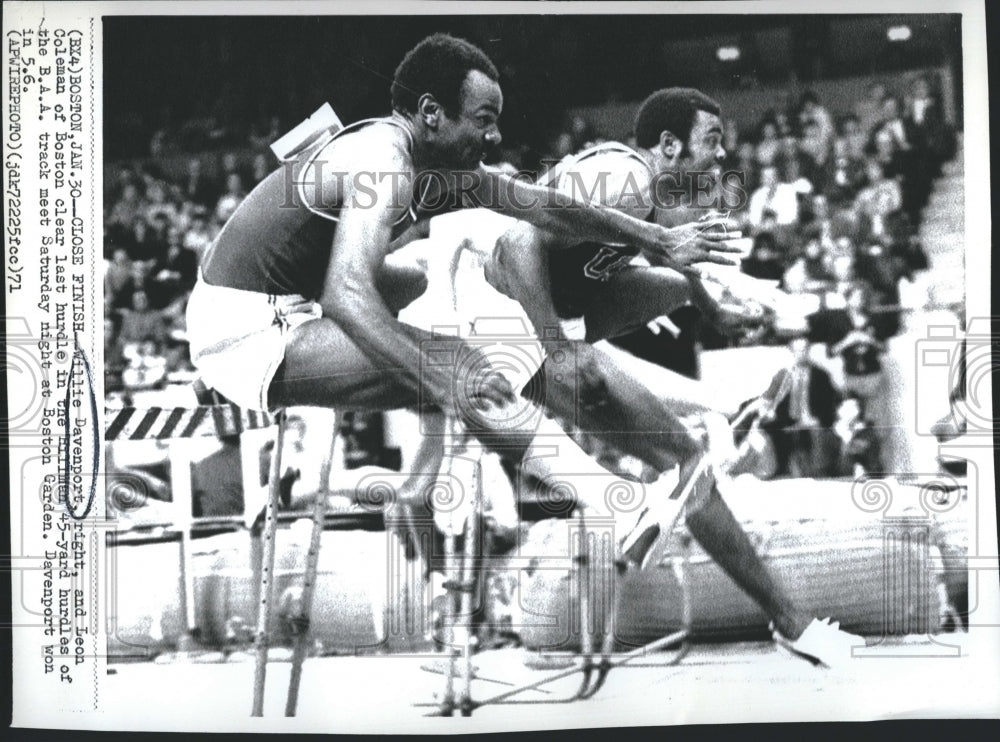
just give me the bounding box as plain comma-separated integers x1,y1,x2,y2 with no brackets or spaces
102,634,998,732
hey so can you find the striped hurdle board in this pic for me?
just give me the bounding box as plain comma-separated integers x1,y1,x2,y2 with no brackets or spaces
105,404,277,441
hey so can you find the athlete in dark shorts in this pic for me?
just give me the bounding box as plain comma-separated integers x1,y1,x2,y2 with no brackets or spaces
487,88,862,667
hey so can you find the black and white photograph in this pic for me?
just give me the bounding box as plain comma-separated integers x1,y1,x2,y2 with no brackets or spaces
5,0,998,733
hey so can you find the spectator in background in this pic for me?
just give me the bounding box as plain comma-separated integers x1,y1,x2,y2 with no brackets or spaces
144,181,178,226
773,109,794,138
783,226,833,294
825,283,887,411
837,114,869,161
826,153,866,206
182,208,215,265
855,80,888,137
219,151,248,186
722,117,741,157
733,141,759,196
882,210,929,281
132,211,171,264
191,434,245,517
552,114,595,159
853,236,901,335
825,246,857,303
743,210,786,282
755,119,782,167
799,193,843,247
876,95,911,155
183,157,218,208
720,118,743,175
797,91,835,148
779,153,814,203
869,124,908,184
766,335,842,478
855,160,903,240
105,315,126,393
108,183,145,233
118,289,167,347
797,120,832,187
834,396,883,477
128,259,153,301
148,237,199,308
121,335,169,391
251,152,272,185
905,73,951,169
105,247,135,310
748,164,799,228
214,173,246,224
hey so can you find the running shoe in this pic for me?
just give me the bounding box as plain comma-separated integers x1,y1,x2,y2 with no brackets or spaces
771,617,865,669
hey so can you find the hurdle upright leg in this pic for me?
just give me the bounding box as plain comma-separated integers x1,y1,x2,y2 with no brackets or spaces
430,417,480,716
455,450,483,717
168,438,199,650
437,521,459,716
251,409,287,717
285,412,340,716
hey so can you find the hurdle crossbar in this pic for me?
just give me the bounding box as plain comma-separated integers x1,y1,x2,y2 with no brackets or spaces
105,404,276,441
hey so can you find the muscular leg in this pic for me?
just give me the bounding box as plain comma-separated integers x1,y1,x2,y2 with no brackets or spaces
576,269,812,639
268,262,428,410
533,343,702,472
268,316,422,410
684,484,811,640
582,266,690,343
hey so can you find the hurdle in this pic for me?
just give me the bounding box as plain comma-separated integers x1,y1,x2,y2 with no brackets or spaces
104,395,307,716
457,463,702,712
106,400,280,648
414,438,700,714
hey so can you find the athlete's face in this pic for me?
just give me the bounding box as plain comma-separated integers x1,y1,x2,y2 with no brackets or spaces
438,70,503,170
679,110,726,176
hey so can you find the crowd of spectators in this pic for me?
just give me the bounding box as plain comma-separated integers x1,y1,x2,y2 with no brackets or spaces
724,74,951,478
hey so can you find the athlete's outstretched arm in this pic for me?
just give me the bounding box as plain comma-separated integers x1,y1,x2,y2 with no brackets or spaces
472,167,740,270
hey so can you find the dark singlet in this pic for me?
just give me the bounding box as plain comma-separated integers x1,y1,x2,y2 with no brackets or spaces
539,142,655,319
200,118,420,300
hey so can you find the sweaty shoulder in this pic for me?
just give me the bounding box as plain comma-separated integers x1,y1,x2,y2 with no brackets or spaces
556,147,653,221
299,121,413,220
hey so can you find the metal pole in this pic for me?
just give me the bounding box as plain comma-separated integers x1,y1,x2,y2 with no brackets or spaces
456,443,482,716
285,412,338,716
251,409,287,717
169,439,198,643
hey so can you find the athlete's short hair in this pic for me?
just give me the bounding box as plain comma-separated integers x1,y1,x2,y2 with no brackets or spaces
391,33,499,117
634,88,721,150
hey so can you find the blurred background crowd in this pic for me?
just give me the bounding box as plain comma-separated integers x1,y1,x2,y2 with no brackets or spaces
103,14,965,501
